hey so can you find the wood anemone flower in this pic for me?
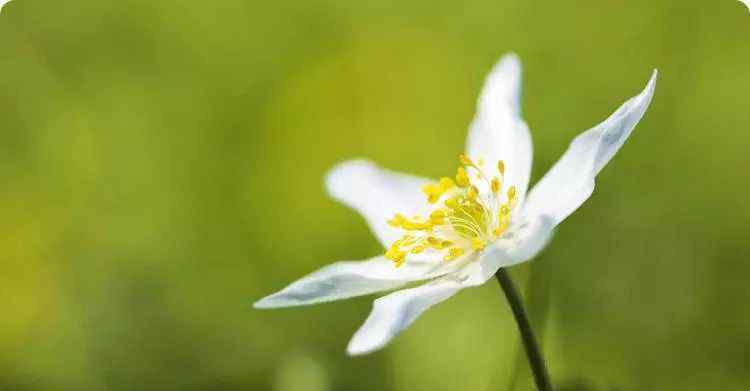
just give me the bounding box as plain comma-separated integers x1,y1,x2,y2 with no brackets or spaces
255,54,657,356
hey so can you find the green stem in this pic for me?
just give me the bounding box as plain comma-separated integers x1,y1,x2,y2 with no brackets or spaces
495,268,552,391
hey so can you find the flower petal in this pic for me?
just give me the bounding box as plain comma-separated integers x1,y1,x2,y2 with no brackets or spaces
254,256,459,309
465,53,533,205
344,214,555,355
326,160,431,247
522,70,657,226
346,278,465,355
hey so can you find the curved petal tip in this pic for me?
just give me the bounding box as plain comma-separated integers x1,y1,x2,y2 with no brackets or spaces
253,296,279,309
346,331,385,356
647,69,658,91
345,280,464,355
497,52,521,72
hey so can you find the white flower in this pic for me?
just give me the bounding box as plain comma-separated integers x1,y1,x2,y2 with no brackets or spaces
255,54,657,356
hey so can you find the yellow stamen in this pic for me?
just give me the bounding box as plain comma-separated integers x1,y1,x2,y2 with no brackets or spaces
444,247,465,261
455,167,470,187
385,156,519,268
491,177,501,193
388,213,406,227
459,154,473,166
507,186,517,207
429,209,446,225
467,185,479,200
385,245,406,267
438,177,455,191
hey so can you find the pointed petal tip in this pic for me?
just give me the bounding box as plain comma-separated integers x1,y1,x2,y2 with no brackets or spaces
345,314,389,356
499,52,520,66
252,296,277,309
636,69,658,111
345,342,367,356
492,52,522,77
251,292,302,309
345,333,385,356
647,69,658,88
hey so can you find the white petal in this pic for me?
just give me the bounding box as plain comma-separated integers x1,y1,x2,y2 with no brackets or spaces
465,54,533,205
523,70,657,226
0,0,12,11
346,278,465,355
344,214,555,355
740,0,750,11
326,160,431,247
254,256,459,309
461,215,556,285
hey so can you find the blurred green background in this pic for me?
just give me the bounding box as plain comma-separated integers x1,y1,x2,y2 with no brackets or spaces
1,0,749,390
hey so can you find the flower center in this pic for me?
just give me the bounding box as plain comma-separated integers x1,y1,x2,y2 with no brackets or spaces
385,155,518,267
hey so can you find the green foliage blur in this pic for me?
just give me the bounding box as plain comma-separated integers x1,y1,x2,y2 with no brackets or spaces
0,0,748,390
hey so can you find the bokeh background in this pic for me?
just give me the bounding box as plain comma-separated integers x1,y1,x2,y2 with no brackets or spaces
1,0,749,390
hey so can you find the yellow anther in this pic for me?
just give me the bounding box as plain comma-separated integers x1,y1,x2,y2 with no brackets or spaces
490,177,501,193
425,236,452,250
444,247,465,261
459,154,473,166
438,177,455,191
507,186,517,201
411,245,425,254
467,185,479,200
471,238,486,250
422,183,440,203
497,160,505,175
386,243,399,254
388,213,406,227
393,235,415,247
422,183,438,194
401,218,432,231
455,167,470,187
385,245,406,267
423,177,456,204
445,196,459,209
499,205,511,216
429,209,446,225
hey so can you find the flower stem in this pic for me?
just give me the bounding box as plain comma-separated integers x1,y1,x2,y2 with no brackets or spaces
495,268,552,391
